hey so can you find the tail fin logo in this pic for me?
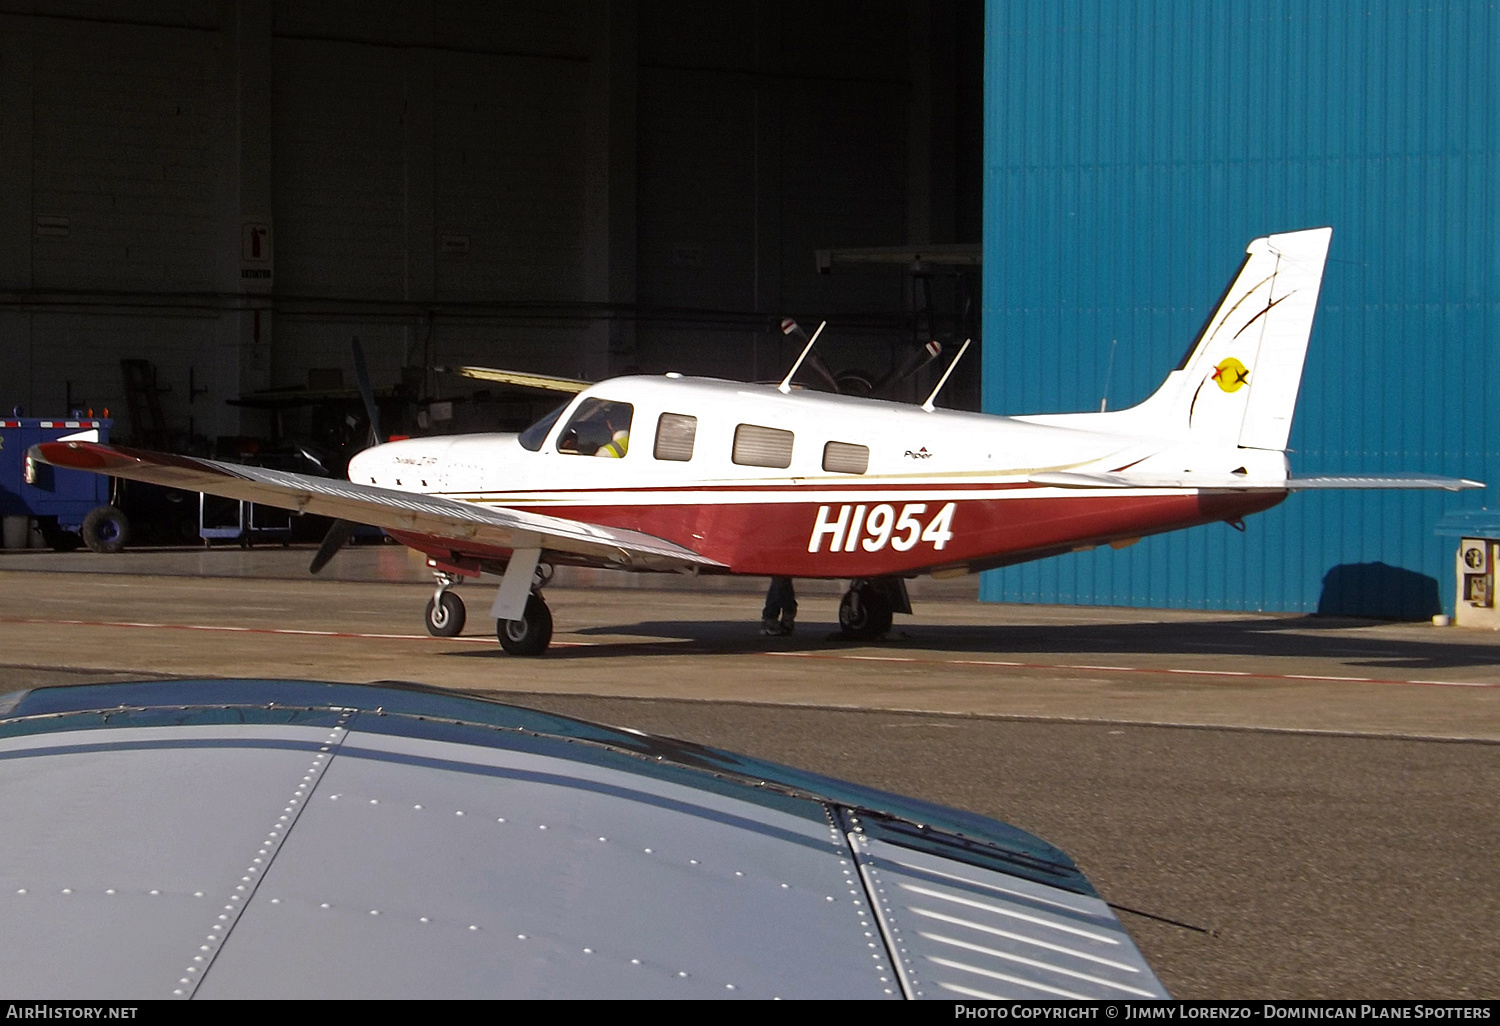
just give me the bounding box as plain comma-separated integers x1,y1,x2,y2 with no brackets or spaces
1211,358,1250,393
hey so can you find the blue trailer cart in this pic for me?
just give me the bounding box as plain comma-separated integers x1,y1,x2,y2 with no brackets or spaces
0,417,129,552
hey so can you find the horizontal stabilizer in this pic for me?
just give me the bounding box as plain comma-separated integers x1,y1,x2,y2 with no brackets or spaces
1030,471,1486,493
1287,474,1484,492
1029,471,1286,490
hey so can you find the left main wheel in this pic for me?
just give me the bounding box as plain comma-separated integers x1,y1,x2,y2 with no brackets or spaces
424,591,466,637
497,594,553,657
838,584,893,641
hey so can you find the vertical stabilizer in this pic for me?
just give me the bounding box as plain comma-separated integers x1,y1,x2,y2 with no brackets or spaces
1130,227,1332,452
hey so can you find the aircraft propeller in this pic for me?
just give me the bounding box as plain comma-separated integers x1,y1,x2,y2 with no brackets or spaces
780,318,943,400
309,337,382,574
778,319,844,393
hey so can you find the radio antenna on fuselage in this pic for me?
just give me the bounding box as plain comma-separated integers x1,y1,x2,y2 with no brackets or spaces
776,320,827,394
921,337,971,412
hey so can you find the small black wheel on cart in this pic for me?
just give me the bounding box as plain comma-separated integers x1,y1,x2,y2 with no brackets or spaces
81,505,130,554
424,591,467,637
497,594,553,657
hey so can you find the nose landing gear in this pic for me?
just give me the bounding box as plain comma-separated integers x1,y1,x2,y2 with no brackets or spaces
424,572,467,637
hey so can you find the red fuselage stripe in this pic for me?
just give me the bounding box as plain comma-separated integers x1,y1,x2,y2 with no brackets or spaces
392,490,1287,578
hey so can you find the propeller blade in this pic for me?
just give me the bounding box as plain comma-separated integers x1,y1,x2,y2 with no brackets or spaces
872,339,943,397
804,350,842,393
309,518,358,574
351,337,382,446
779,317,840,392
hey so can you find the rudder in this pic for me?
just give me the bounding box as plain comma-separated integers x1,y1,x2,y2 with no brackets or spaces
1132,227,1332,452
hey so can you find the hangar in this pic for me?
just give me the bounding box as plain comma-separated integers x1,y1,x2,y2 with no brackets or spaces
0,1,981,446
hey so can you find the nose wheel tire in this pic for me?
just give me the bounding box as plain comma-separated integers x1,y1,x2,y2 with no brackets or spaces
497,594,553,656
424,591,467,637
839,585,893,640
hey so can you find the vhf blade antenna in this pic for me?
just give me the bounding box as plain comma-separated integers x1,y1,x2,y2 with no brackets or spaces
920,337,971,412
776,320,827,394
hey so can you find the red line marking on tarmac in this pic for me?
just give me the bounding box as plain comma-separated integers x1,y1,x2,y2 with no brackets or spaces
6,616,1494,687
764,650,1498,690
0,617,595,647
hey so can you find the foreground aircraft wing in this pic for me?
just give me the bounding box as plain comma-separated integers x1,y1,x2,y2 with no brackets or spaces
32,441,723,572
434,365,592,394
0,679,1170,999
1030,471,1483,492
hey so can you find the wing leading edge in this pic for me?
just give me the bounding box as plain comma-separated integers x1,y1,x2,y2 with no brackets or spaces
31,441,724,572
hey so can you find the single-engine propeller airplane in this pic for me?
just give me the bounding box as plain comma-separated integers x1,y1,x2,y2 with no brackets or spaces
32,227,1482,655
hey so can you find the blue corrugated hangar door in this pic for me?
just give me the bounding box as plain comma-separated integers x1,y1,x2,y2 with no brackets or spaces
979,0,1498,617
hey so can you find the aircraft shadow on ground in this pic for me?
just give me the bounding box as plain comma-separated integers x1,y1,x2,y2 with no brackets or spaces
442,615,1500,672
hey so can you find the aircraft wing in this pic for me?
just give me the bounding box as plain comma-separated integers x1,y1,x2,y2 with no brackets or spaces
0,678,1170,999
31,441,724,572
1030,471,1483,492
434,365,592,394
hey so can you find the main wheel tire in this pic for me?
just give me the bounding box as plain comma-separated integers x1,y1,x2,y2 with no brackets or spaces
424,591,467,637
838,586,893,640
497,594,553,657
81,506,130,554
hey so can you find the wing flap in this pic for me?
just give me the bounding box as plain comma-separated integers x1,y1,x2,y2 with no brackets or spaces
31,441,724,571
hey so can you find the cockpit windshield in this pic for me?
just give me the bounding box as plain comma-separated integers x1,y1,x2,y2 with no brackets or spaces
517,404,565,451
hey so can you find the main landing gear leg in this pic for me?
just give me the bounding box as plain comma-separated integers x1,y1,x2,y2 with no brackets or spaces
492,548,554,657
838,577,910,641
424,572,467,637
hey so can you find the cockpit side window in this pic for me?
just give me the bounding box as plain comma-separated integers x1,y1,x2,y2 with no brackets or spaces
518,404,565,452
557,398,635,457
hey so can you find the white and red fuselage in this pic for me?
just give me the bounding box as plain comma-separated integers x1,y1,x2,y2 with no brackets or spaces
32,228,1479,632
352,374,1286,581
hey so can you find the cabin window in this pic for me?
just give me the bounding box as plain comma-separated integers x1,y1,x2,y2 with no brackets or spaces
732,424,793,469
822,441,869,474
654,413,697,461
518,404,565,451
557,398,634,457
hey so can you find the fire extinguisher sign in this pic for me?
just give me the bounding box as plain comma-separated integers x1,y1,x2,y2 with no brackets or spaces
241,218,272,284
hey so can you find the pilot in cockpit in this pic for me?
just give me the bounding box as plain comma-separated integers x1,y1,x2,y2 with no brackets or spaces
556,398,633,458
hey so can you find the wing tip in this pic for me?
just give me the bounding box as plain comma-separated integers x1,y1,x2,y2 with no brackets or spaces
30,440,118,471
